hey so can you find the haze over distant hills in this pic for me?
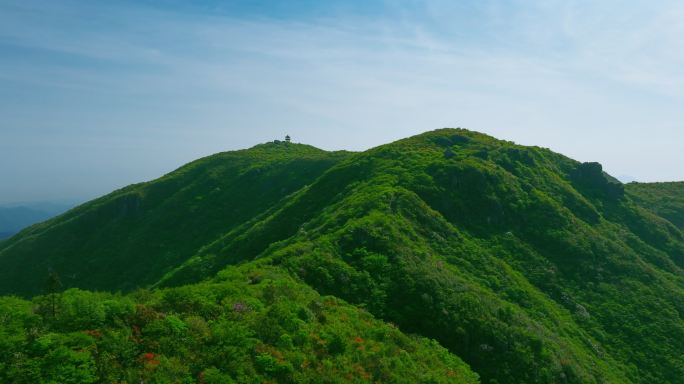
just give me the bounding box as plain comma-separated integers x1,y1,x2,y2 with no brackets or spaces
0,201,75,240
1,129,683,383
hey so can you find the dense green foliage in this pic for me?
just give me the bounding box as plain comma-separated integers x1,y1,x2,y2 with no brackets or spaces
627,181,684,229
0,142,350,294
1,129,684,383
0,264,477,383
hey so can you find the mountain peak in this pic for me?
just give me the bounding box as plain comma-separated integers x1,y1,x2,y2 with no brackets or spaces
2,129,684,383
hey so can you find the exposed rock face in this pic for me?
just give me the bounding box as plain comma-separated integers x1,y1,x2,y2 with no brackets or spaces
572,162,624,199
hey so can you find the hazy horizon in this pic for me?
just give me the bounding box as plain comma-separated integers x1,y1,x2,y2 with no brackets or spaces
0,128,666,206
2,0,683,205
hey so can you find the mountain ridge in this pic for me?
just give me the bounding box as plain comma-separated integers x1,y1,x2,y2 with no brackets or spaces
0,202,74,240
0,142,351,294
1,128,684,383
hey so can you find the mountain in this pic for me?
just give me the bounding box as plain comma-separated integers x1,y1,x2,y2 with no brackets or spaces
626,181,684,229
0,202,73,240
2,129,684,383
0,143,350,293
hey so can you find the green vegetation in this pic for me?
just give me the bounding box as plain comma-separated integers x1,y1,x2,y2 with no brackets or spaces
0,142,350,295
0,264,477,383
1,129,684,383
627,181,684,229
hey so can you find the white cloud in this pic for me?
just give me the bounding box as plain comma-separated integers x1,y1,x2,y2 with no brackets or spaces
1,0,683,203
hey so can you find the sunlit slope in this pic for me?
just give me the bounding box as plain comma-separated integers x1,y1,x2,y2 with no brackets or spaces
3,129,684,383
0,263,479,383
164,129,684,383
0,142,350,296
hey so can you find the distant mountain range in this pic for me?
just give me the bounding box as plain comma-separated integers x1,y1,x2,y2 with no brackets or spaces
1,129,683,383
0,201,75,240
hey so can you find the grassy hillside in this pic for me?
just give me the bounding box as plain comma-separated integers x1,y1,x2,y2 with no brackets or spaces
2,129,684,383
0,142,350,296
627,181,684,229
0,263,478,383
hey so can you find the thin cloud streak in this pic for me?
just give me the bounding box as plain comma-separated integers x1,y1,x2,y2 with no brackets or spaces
1,1,683,203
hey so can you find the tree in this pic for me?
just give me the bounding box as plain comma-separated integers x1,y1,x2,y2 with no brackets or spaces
45,269,63,319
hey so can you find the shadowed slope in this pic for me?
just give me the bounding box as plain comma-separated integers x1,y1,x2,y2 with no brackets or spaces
0,142,351,296
627,181,684,229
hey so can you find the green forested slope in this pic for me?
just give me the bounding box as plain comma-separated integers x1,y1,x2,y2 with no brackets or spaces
0,263,478,383
2,129,684,383
164,130,684,383
0,142,350,295
627,181,684,229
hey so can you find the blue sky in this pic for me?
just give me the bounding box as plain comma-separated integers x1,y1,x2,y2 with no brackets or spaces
1,0,683,204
